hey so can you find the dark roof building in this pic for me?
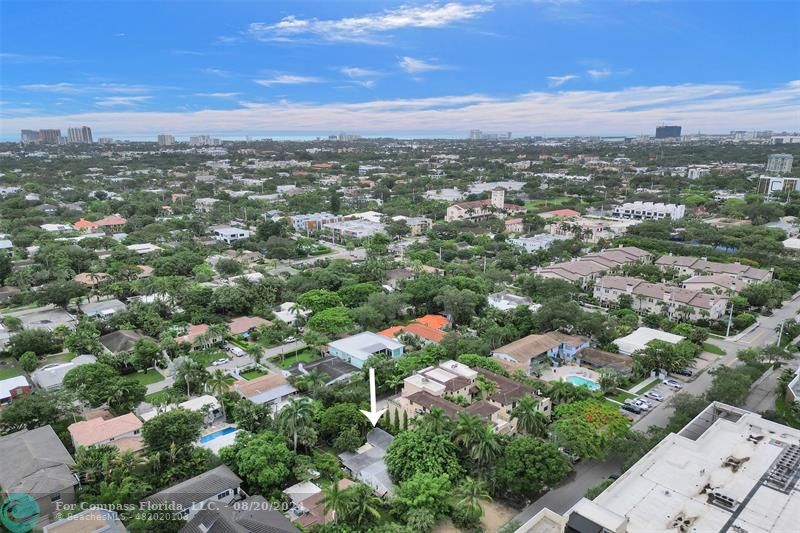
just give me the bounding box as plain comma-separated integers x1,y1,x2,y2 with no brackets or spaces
182,495,299,533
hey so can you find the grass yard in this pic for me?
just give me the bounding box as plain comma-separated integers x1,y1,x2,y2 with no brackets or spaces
703,342,725,356
525,196,572,210
145,389,184,405
277,350,320,369
241,368,269,380
608,389,637,403
0,366,22,379
636,378,661,394
124,369,165,386
190,350,227,368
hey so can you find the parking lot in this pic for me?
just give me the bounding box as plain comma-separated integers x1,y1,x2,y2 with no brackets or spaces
616,375,690,422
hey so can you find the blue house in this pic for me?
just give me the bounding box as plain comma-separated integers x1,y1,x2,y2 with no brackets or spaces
327,332,405,369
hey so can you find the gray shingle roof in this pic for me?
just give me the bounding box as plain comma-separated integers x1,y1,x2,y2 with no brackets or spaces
181,496,299,533
0,425,76,498
143,465,241,511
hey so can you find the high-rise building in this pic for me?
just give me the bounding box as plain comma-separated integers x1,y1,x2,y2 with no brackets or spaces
157,134,175,146
38,129,62,144
469,129,482,140
766,153,794,174
67,126,93,144
189,135,213,146
97,137,114,144
757,175,800,194
20,130,39,144
655,125,682,139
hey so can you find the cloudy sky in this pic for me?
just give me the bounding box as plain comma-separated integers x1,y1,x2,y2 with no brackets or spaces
1,1,798,139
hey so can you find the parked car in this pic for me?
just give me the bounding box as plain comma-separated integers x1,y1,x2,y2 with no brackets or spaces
558,447,581,464
621,403,642,414
284,336,297,343
644,391,664,402
633,399,651,410
674,368,693,377
663,378,683,390
212,358,229,366
227,345,246,357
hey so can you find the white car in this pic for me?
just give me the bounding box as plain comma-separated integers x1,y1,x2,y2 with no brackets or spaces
212,358,229,366
284,336,297,343
644,391,664,402
632,399,651,411
662,378,683,390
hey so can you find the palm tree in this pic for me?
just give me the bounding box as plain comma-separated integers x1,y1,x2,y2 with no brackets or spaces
511,396,548,437
453,477,492,523
342,483,382,527
320,481,348,524
597,368,622,393
547,381,577,406
245,343,264,367
298,369,330,394
278,398,314,452
206,323,228,348
469,426,502,472
418,407,451,434
207,369,230,420
475,375,498,401
452,413,486,452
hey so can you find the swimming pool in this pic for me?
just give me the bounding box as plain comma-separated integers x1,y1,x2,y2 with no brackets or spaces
565,375,600,391
200,426,238,444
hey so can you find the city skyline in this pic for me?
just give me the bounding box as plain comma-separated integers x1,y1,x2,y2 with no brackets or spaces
1,1,799,139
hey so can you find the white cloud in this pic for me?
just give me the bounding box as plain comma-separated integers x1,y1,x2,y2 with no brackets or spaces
21,82,151,94
95,96,151,107
4,81,798,137
547,74,579,87
399,56,448,74
254,75,322,87
194,92,240,98
203,68,233,77
587,68,612,80
340,67,383,78
247,2,493,43
1,52,63,64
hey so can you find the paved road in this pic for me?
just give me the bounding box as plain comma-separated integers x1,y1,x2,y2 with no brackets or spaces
205,341,307,375
512,460,621,525
146,376,174,395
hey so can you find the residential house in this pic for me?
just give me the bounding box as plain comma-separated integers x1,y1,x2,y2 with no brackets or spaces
0,238,12,255
274,302,310,325
445,187,525,222
80,298,127,318
68,412,144,454
73,272,110,286
73,214,127,234
392,215,432,236
682,274,747,294
0,426,78,526
536,246,653,288
488,292,541,312
290,212,344,233
339,428,395,497
43,508,125,533
504,217,524,234
99,330,155,355
176,324,223,349
594,275,728,321
0,376,31,405
574,347,634,375
142,465,244,521
194,198,219,212
31,354,96,390
284,479,355,529
327,332,405,369
491,332,590,376
509,234,569,253
377,314,449,345
141,395,222,425
213,226,251,244
183,494,299,533
227,316,270,337
230,373,297,412
614,327,685,356
655,254,773,284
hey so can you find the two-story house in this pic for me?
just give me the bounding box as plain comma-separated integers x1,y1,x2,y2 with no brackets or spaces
491,332,590,376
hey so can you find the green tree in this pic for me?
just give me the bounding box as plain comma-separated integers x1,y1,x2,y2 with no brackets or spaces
18,351,38,372
131,339,163,371
107,380,146,416
307,306,354,335
39,280,88,309
511,396,548,437
495,436,571,500
550,400,630,460
142,408,204,454
705,366,755,405
63,363,121,407
452,477,492,527
319,402,370,442
434,286,482,325
277,397,314,452
298,289,343,314
232,400,273,433
416,407,452,435
6,328,61,358
320,480,348,524
206,369,230,420
386,429,462,483
0,390,76,432
394,472,452,518
219,431,294,494
341,483,383,528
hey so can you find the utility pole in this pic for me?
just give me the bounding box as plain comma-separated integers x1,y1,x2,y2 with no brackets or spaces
777,319,786,347
725,303,734,337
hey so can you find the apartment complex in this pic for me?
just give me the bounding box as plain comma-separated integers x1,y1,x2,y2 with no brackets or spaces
445,187,525,222
757,175,800,194
531,403,800,533
67,126,93,144
157,134,175,146
389,360,551,434
594,275,729,320
655,254,773,284
655,125,681,139
291,212,345,233
536,246,653,288
611,201,686,221
766,153,794,174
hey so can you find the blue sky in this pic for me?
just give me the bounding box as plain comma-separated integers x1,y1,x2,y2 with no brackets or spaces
1,1,798,139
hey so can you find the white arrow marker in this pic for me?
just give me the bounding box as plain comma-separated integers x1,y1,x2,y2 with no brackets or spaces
360,367,386,427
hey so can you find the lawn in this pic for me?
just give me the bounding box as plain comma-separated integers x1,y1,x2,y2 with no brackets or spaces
241,368,268,380
277,350,320,369
190,350,227,368
145,389,185,406
524,196,571,210
0,366,22,379
775,397,800,429
608,389,637,403
636,378,661,394
703,342,725,356
124,369,165,386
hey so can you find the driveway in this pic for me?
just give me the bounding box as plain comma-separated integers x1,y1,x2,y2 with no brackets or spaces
512,460,621,525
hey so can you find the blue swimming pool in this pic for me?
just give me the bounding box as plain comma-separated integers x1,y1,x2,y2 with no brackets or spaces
565,375,601,391
200,426,238,444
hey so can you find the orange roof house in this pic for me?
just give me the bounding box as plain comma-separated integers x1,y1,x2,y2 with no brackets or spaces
540,208,580,218
378,314,449,344
68,412,143,453
227,316,271,336
73,218,97,231
95,214,127,227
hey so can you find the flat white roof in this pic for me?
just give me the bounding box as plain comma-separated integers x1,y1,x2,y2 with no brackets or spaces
614,327,684,354
582,406,800,533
